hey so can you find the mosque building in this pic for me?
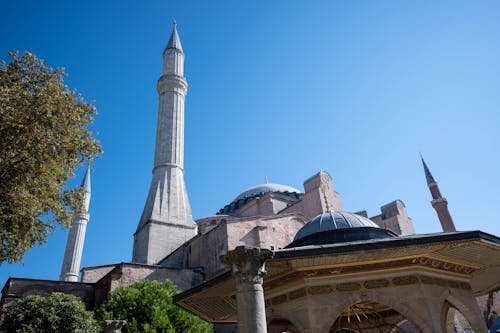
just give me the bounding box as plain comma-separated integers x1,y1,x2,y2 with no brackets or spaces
2,23,500,333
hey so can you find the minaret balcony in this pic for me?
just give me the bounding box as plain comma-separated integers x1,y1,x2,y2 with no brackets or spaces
157,74,187,93
431,197,448,205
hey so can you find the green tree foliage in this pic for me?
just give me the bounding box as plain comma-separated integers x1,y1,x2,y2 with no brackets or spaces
96,280,213,333
0,292,100,333
0,51,102,263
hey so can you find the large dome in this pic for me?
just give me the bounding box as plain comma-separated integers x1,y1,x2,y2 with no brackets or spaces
234,183,302,201
289,211,396,247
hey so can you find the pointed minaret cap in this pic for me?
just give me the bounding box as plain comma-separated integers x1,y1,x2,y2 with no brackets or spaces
81,165,91,193
420,153,436,185
165,20,183,52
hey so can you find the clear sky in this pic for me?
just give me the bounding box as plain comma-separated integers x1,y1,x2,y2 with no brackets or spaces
1,1,499,287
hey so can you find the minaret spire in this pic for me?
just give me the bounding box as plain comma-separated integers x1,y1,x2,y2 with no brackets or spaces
420,154,456,232
133,22,196,265
420,152,436,185
166,20,182,52
60,165,91,282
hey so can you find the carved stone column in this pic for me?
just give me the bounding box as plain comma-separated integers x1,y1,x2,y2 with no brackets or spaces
221,246,273,333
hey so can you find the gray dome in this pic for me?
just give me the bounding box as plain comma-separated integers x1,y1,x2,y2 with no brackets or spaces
293,211,381,242
234,183,302,201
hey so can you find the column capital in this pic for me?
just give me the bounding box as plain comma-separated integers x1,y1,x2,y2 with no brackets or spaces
221,246,274,284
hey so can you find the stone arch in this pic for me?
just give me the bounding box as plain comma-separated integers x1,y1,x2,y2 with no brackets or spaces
390,319,423,333
267,318,301,333
443,302,474,333
317,292,430,333
267,313,306,333
443,294,487,333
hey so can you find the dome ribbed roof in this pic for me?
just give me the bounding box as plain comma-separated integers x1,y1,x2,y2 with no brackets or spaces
294,211,380,242
234,183,301,201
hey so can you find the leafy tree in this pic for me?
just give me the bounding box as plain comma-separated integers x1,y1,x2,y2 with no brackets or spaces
95,280,213,333
0,51,102,263
0,292,100,333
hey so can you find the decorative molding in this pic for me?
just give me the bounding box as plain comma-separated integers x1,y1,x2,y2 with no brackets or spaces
264,275,472,307
264,256,476,291
363,279,390,289
336,282,362,291
308,285,333,295
392,275,419,286
410,257,474,274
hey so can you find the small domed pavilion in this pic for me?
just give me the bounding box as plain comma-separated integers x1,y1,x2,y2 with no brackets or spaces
175,209,500,333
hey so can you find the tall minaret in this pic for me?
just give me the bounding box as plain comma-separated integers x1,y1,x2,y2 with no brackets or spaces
420,155,456,232
133,22,196,265
60,166,91,282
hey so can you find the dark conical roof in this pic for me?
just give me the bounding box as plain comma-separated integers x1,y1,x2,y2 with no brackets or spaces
81,165,91,193
166,21,183,52
420,154,436,185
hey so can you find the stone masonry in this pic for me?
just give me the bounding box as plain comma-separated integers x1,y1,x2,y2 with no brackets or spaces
132,22,196,265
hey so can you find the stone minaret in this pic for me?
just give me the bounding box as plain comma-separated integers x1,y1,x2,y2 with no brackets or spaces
420,155,456,232
60,166,91,282
133,22,196,265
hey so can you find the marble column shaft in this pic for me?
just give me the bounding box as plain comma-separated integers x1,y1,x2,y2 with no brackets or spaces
221,246,273,333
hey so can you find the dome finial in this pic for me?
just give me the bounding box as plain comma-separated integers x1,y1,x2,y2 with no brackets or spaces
173,19,177,27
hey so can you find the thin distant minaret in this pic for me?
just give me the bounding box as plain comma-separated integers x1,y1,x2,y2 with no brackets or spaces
420,155,456,232
133,22,196,265
60,166,91,282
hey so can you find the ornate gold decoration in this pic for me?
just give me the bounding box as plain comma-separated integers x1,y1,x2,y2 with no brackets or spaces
410,257,474,274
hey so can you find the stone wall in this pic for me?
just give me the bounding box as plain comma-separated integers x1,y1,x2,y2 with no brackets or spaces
161,213,308,281
81,264,117,283
282,171,342,219
80,262,200,307
370,200,415,235
1,278,95,310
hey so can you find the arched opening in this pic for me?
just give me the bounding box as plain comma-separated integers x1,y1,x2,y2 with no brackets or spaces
444,304,474,333
268,318,300,333
329,301,423,333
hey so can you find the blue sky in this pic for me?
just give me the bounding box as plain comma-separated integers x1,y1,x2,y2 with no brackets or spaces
1,1,499,286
